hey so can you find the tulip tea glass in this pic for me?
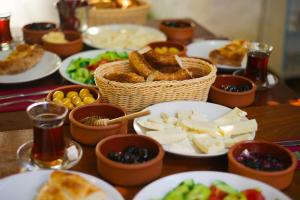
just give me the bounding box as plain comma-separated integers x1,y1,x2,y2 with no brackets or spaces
245,42,273,87
0,12,13,50
26,102,68,168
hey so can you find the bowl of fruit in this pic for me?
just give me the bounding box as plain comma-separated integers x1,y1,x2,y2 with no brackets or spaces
228,140,297,189
209,75,256,107
95,134,164,186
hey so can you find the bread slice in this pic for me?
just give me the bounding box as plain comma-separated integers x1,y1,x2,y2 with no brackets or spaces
35,171,107,200
209,40,247,67
0,44,44,74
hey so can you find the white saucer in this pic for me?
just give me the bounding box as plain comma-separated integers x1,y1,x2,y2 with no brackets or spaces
16,139,82,170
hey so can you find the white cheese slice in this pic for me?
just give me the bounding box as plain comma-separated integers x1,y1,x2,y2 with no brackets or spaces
224,133,253,148
147,115,164,124
179,119,219,134
145,127,187,145
176,110,193,120
214,107,247,126
218,119,257,137
137,120,165,130
192,135,225,154
190,110,208,122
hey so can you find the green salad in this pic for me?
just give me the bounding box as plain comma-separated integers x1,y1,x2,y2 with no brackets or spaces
66,51,128,85
160,179,265,200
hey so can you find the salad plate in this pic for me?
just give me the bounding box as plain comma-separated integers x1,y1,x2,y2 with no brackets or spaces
0,50,61,84
133,101,256,158
187,40,247,70
59,49,129,87
83,24,167,50
0,170,124,200
133,171,291,200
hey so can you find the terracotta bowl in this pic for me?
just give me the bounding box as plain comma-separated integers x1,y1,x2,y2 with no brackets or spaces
209,75,256,108
95,134,164,186
22,22,58,45
46,84,100,124
42,30,82,58
228,140,297,190
159,19,195,45
69,103,127,145
147,41,186,56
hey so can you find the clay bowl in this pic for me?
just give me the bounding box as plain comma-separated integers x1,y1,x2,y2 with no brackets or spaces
95,134,164,186
46,84,100,124
42,30,82,58
22,22,58,45
147,41,186,56
228,140,297,190
69,103,127,145
159,19,195,45
209,75,256,108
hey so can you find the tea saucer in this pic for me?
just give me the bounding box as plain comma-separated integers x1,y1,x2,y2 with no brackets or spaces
233,69,279,90
16,139,83,170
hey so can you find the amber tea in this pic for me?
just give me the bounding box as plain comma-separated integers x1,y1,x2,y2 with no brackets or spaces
26,102,68,168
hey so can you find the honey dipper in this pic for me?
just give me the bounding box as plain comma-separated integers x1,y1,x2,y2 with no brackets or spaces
81,110,151,126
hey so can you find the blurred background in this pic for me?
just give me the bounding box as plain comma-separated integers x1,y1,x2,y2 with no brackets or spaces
0,0,299,93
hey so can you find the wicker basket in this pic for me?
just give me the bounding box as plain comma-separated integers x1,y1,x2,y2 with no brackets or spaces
88,1,150,26
94,58,217,113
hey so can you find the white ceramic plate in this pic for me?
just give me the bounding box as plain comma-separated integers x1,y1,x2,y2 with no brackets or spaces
0,170,124,200
133,101,255,157
0,50,61,84
83,24,167,50
187,40,247,70
60,49,129,87
133,171,291,200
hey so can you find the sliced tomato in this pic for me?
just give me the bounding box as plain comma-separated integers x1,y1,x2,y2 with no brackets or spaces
242,189,265,200
209,185,228,200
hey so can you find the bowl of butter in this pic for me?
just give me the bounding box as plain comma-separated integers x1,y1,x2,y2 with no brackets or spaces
42,31,82,58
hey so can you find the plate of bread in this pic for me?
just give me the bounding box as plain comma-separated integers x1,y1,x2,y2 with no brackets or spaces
187,40,248,70
133,101,257,157
0,44,61,84
0,170,124,200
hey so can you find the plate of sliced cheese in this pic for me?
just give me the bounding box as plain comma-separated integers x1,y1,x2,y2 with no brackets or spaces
133,101,257,157
0,170,124,200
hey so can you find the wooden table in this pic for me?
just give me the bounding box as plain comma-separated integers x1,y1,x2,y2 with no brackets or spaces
0,19,300,199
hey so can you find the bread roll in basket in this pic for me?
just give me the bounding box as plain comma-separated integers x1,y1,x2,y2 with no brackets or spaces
94,57,217,113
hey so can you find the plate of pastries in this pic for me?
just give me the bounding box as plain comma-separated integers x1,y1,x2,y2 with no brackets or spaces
187,40,248,70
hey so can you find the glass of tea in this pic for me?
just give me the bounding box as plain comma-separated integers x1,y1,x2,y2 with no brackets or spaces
0,12,13,50
26,102,68,169
245,42,273,87
56,0,89,32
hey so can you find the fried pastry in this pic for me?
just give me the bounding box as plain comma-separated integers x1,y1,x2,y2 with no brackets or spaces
209,40,248,67
104,72,145,83
129,51,191,81
35,171,107,200
0,44,44,74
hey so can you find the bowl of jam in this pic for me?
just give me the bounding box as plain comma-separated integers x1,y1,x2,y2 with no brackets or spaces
95,134,164,186
209,75,256,108
228,140,297,189
159,19,195,44
22,22,58,44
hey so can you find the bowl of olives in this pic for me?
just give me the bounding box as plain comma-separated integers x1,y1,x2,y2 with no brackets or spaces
228,140,297,189
159,19,195,44
22,22,58,45
209,75,256,108
95,134,164,186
